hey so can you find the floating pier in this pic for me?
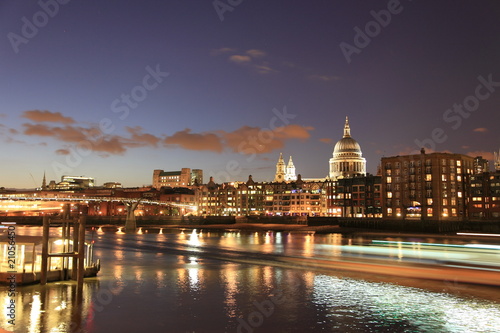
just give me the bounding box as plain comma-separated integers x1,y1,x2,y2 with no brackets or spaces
0,207,100,286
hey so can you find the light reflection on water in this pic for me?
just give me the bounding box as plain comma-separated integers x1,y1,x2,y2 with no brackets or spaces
313,275,500,332
1,229,500,332
1,280,100,333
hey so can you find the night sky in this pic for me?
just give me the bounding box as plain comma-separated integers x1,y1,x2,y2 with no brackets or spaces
1,1,499,188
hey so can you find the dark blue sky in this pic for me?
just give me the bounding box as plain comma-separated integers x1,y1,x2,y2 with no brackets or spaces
1,0,499,188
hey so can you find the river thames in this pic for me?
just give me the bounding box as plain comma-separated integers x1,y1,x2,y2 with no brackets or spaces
2,226,500,332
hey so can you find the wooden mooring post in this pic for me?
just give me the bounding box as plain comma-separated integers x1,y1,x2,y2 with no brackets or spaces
40,206,86,293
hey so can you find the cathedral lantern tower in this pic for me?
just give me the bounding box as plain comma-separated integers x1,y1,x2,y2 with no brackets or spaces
329,117,366,180
274,153,286,182
285,156,297,181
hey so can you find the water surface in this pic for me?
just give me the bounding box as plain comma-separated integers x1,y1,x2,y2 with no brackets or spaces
1,227,500,332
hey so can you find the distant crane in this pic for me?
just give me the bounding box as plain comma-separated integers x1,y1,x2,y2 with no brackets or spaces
29,172,39,189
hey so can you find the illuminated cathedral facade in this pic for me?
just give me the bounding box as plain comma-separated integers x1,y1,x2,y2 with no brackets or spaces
329,117,366,180
274,153,297,182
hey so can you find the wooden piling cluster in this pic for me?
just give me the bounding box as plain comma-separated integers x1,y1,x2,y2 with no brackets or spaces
40,204,86,293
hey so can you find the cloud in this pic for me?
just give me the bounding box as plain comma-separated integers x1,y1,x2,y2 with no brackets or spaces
55,149,70,155
210,47,236,56
22,122,130,154
319,138,333,144
253,63,276,75
274,124,313,140
22,110,75,124
213,48,340,82
21,119,221,155
212,47,277,75
229,55,252,64
212,48,265,60
23,123,98,143
92,137,128,154
161,124,313,154
15,110,313,157
5,137,26,144
23,123,56,137
466,151,494,160
222,124,314,154
473,127,488,133
308,74,341,82
228,55,276,74
246,49,266,58
126,126,161,147
164,129,223,152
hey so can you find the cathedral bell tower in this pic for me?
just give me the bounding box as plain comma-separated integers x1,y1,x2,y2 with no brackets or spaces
274,153,286,182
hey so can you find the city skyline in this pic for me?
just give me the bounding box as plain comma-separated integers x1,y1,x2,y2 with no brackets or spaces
1,1,500,188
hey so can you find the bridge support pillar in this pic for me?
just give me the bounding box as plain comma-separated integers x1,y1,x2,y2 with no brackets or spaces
124,201,140,233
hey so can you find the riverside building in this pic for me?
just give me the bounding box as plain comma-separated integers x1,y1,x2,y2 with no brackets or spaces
153,168,203,189
195,175,326,216
381,149,474,221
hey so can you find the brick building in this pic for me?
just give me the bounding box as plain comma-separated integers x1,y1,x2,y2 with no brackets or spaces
195,175,326,216
467,171,500,219
381,149,474,220
326,174,382,217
